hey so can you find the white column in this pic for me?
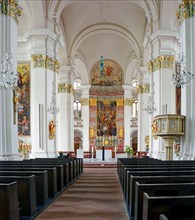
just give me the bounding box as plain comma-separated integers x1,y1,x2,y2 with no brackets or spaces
147,30,179,159
57,65,74,152
0,5,20,158
137,71,150,151
80,85,91,152
178,7,195,160
123,85,133,146
28,30,60,158
149,56,176,159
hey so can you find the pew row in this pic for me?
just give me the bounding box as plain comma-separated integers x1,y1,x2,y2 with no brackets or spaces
0,182,19,220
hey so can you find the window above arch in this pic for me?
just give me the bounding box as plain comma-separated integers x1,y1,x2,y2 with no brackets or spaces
74,79,81,90
132,79,138,88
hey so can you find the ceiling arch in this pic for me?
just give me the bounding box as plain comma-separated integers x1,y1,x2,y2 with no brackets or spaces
70,23,141,61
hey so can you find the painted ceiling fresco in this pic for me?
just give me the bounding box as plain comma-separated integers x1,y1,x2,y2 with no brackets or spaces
91,59,123,86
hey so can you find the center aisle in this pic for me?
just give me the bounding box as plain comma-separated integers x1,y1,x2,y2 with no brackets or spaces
35,168,129,220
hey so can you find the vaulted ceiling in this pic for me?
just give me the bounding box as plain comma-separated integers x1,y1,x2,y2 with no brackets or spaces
18,0,179,84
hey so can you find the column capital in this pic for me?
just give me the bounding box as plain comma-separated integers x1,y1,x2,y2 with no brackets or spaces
31,55,60,73
148,55,175,73
176,0,195,25
81,98,89,106
137,84,150,94
0,0,22,23
124,98,134,106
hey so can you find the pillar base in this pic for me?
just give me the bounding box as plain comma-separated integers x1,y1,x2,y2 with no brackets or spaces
164,137,175,161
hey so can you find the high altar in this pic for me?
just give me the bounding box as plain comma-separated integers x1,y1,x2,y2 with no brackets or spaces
89,59,124,158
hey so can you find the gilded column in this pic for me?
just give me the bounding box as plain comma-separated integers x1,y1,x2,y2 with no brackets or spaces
80,85,91,152
0,0,22,158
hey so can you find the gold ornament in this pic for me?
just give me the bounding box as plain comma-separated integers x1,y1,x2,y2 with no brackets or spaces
148,56,175,73
81,98,89,106
137,84,150,94
58,84,74,94
124,98,134,106
32,55,60,73
89,98,97,106
176,0,195,25
116,99,124,106
0,0,23,23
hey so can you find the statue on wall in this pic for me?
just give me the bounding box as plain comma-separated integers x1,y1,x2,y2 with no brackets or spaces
49,119,55,140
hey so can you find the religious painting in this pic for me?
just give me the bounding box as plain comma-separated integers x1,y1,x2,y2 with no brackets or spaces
97,100,117,136
16,63,31,136
91,59,123,86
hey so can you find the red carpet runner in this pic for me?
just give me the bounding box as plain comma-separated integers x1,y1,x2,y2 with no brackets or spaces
35,168,128,220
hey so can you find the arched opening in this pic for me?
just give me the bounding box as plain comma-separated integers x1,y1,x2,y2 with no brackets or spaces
74,129,83,152
130,130,138,152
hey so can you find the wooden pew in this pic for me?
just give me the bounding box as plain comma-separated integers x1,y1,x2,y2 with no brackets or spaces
142,193,195,220
135,182,195,220
126,169,195,207
0,166,57,198
33,158,83,185
117,158,159,186
0,182,19,220
0,175,36,217
118,159,195,187
0,160,64,192
0,170,48,205
129,175,195,220
33,158,74,185
159,214,168,220
123,164,195,195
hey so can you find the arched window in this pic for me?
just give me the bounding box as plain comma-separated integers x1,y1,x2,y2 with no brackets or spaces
132,100,138,117
74,100,81,111
74,100,81,119
74,79,81,90
132,79,138,88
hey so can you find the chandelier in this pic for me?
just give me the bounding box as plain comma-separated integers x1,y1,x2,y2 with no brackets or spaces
172,53,194,87
48,89,59,115
145,94,156,114
0,53,18,90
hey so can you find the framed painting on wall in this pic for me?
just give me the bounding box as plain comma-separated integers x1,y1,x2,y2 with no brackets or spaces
16,63,31,136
